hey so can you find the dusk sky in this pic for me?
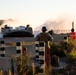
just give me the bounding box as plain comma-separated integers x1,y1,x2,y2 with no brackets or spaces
0,0,76,31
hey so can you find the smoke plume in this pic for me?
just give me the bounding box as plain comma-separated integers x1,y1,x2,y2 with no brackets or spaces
0,19,17,26
0,20,5,25
35,16,75,33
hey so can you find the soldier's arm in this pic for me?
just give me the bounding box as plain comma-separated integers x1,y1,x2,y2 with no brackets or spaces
35,34,40,41
48,34,53,41
48,34,53,48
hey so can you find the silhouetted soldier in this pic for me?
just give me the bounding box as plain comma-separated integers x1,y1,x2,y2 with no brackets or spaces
25,24,33,33
35,26,53,67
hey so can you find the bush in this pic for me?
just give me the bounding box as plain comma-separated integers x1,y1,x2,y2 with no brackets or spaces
51,55,59,67
52,70,63,75
66,51,76,63
67,39,76,52
50,42,66,57
50,39,76,57
16,53,33,75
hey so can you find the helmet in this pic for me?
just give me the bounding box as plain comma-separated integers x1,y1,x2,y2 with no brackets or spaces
42,26,47,32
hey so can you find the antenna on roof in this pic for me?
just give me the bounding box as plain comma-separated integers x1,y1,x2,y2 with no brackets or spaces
71,21,74,32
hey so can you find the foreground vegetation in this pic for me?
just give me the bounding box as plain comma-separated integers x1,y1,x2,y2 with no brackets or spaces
0,38,76,75
15,38,76,75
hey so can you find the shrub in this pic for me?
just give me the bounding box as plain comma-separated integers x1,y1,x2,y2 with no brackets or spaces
52,70,63,75
51,39,76,57
51,55,59,67
66,51,76,63
16,53,33,75
67,39,76,52
50,42,66,57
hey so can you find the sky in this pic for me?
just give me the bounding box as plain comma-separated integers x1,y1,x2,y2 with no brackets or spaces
0,0,76,31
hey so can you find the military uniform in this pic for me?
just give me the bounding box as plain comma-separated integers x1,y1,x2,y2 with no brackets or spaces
35,32,53,48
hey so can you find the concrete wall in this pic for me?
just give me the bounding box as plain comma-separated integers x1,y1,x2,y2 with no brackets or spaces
0,38,36,74
5,45,35,57
0,57,11,73
0,38,35,57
